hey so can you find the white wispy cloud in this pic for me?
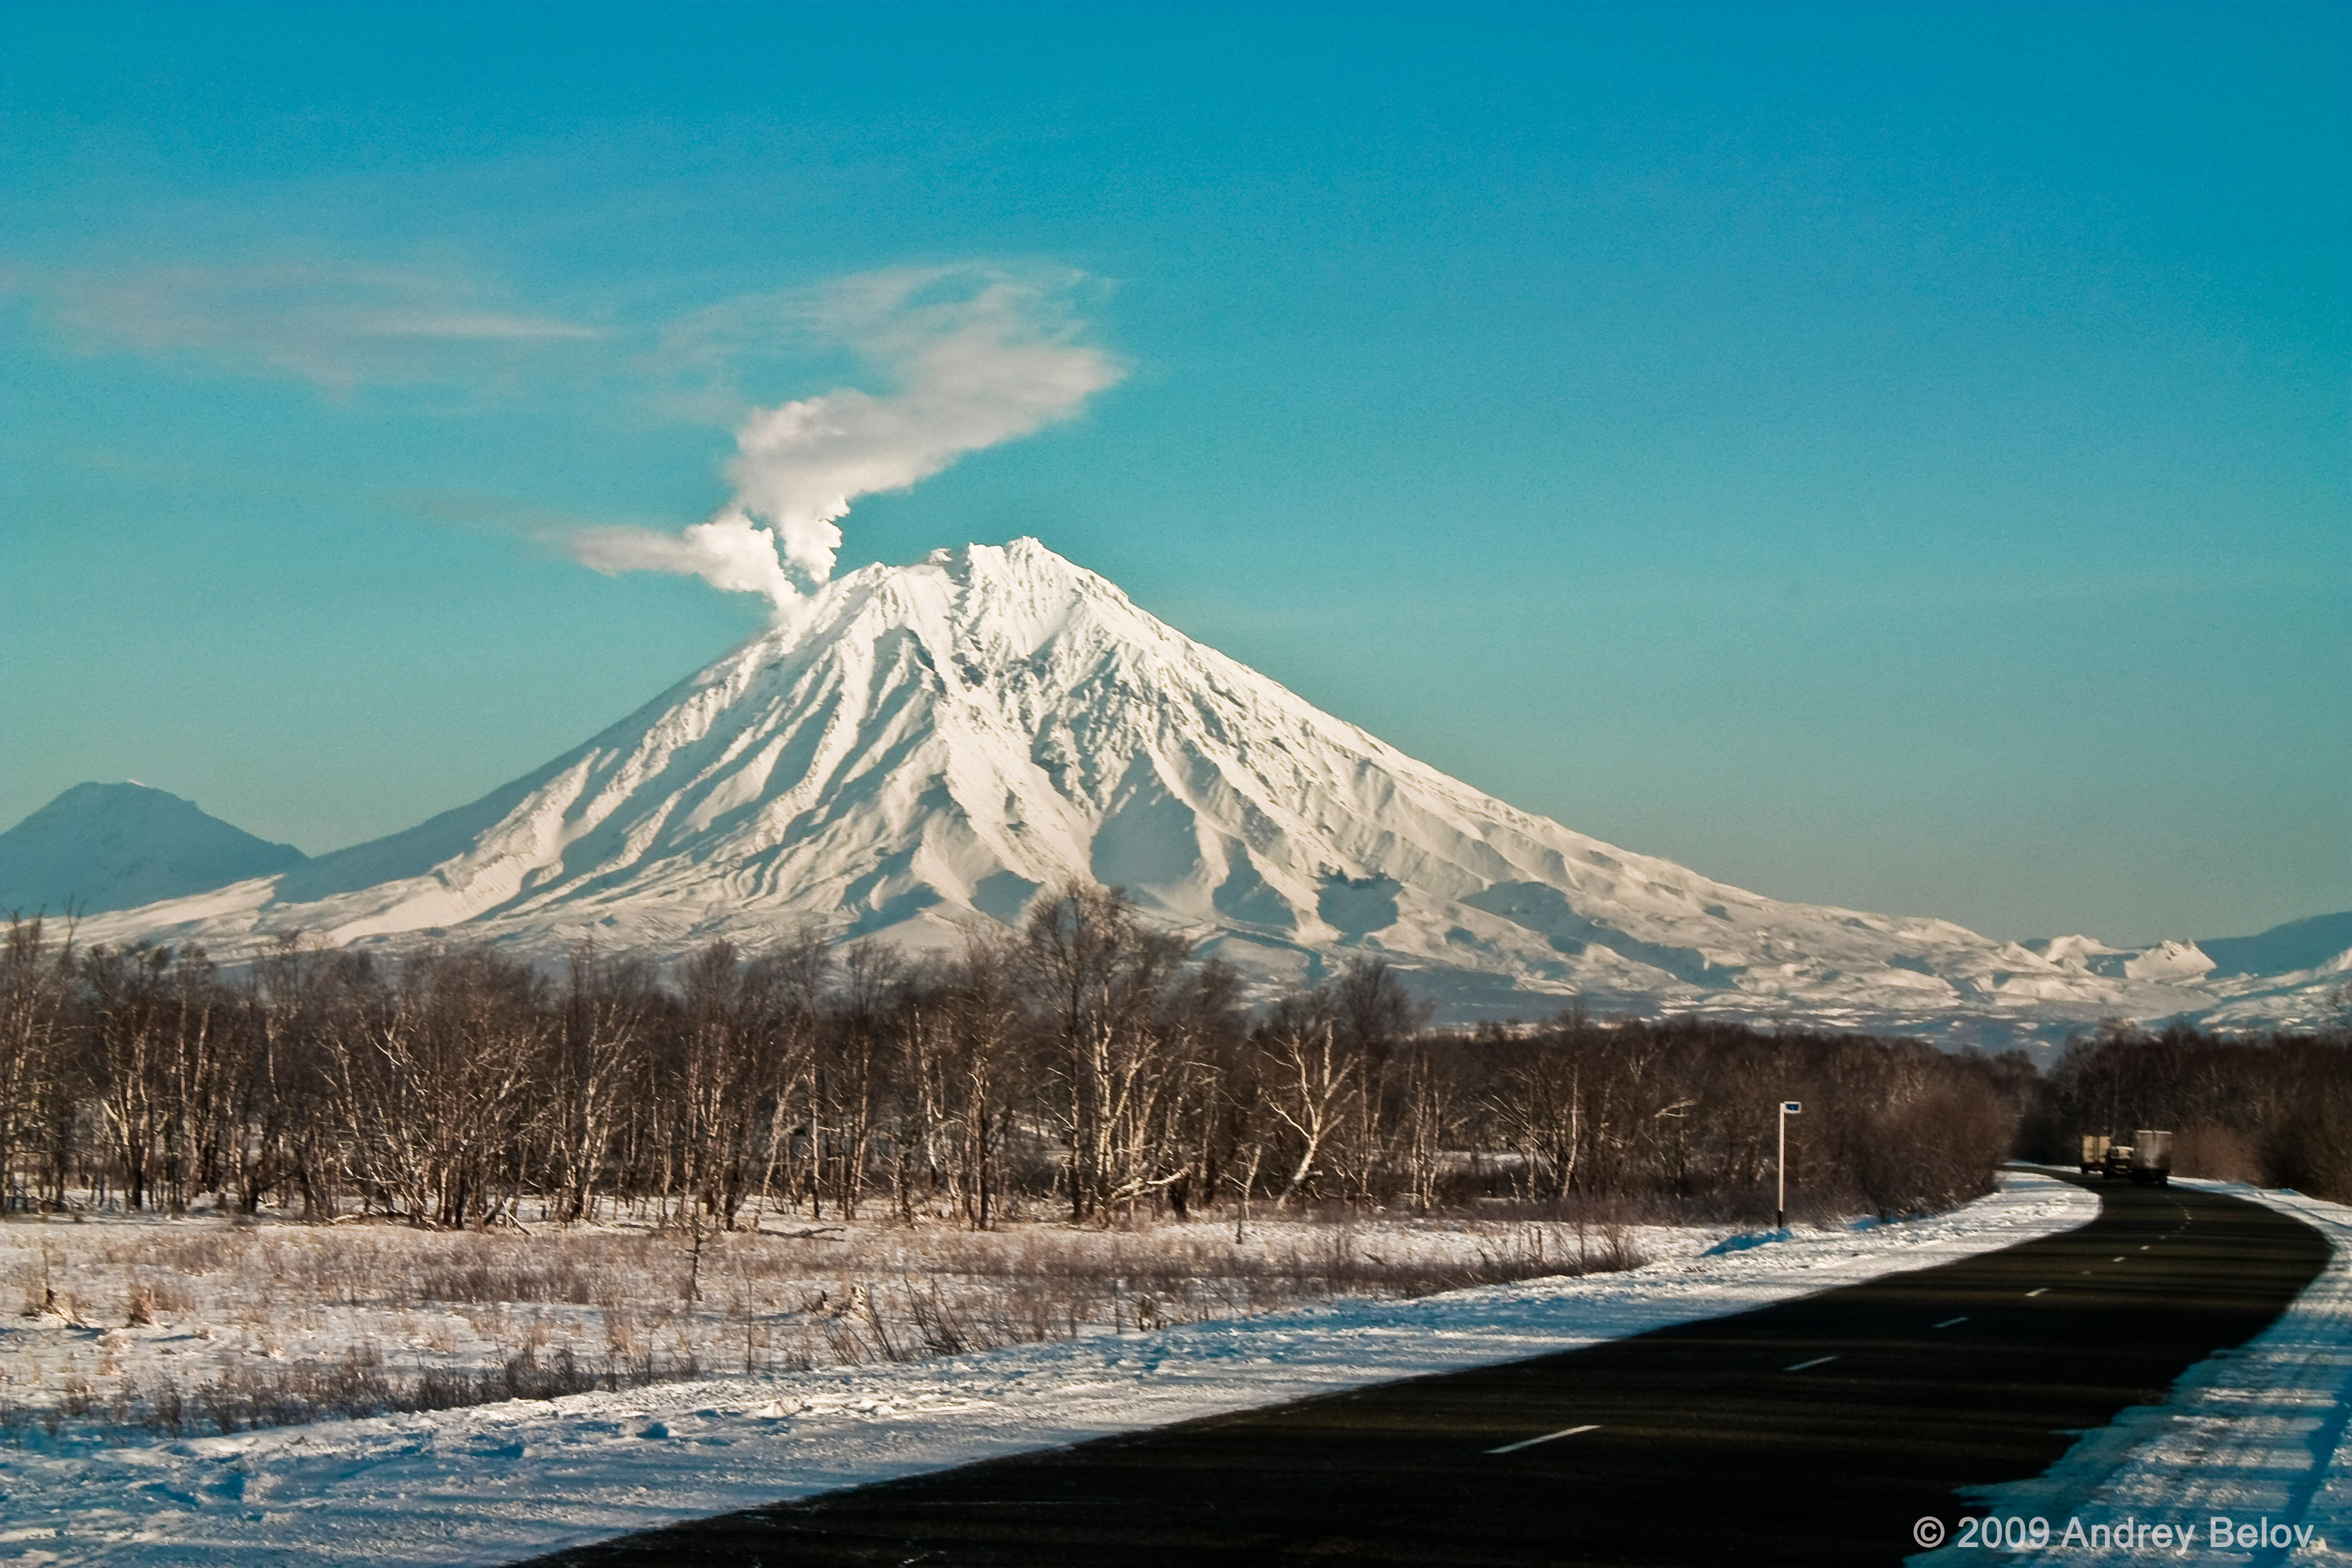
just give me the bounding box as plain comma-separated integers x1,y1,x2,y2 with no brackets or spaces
41,263,603,389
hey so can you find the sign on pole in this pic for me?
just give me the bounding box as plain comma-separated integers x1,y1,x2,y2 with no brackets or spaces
1776,1100,1802,1229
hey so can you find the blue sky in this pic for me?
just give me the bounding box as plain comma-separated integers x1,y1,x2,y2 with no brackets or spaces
2,1,2344,944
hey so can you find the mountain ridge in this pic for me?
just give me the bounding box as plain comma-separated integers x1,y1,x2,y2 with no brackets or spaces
55,540,2347,1045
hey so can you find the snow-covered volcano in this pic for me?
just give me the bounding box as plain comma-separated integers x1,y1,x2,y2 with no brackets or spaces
72,540,2333,1041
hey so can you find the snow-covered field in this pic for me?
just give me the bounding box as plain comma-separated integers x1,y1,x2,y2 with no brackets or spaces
0,1173,2101,1566
4,1198,1635,1440
1912,1179,2352,1565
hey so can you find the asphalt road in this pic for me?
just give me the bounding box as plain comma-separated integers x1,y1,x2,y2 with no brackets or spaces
525,1175,2328,1566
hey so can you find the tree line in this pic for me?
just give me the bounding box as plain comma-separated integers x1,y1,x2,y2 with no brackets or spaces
0,883,2173,1229
2027,1018,2351,1201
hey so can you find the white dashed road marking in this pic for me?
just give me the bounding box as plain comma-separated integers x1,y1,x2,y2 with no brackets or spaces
1488,1424,1599,1455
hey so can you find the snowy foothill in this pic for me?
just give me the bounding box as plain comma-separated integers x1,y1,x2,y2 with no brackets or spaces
1,1172,2101,1566
1911,1179,2352,1566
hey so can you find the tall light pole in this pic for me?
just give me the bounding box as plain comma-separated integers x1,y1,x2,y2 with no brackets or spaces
1777,1100,1801,1230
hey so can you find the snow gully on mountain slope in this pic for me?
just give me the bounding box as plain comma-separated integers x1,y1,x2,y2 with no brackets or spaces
68,540,2338,1043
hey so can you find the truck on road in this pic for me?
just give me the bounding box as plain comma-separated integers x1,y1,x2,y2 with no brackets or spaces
2097,1129,2173,1186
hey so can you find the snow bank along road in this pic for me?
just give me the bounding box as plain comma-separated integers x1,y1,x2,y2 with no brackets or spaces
533,1175,2333,1568
1,1176,2094,1565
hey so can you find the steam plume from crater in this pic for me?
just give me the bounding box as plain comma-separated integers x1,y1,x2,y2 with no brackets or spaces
569,265,1121,612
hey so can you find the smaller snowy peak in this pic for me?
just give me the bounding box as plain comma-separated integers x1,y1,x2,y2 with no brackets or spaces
2024,932,2231,986
0,782,306,917
2121,938,2217,985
